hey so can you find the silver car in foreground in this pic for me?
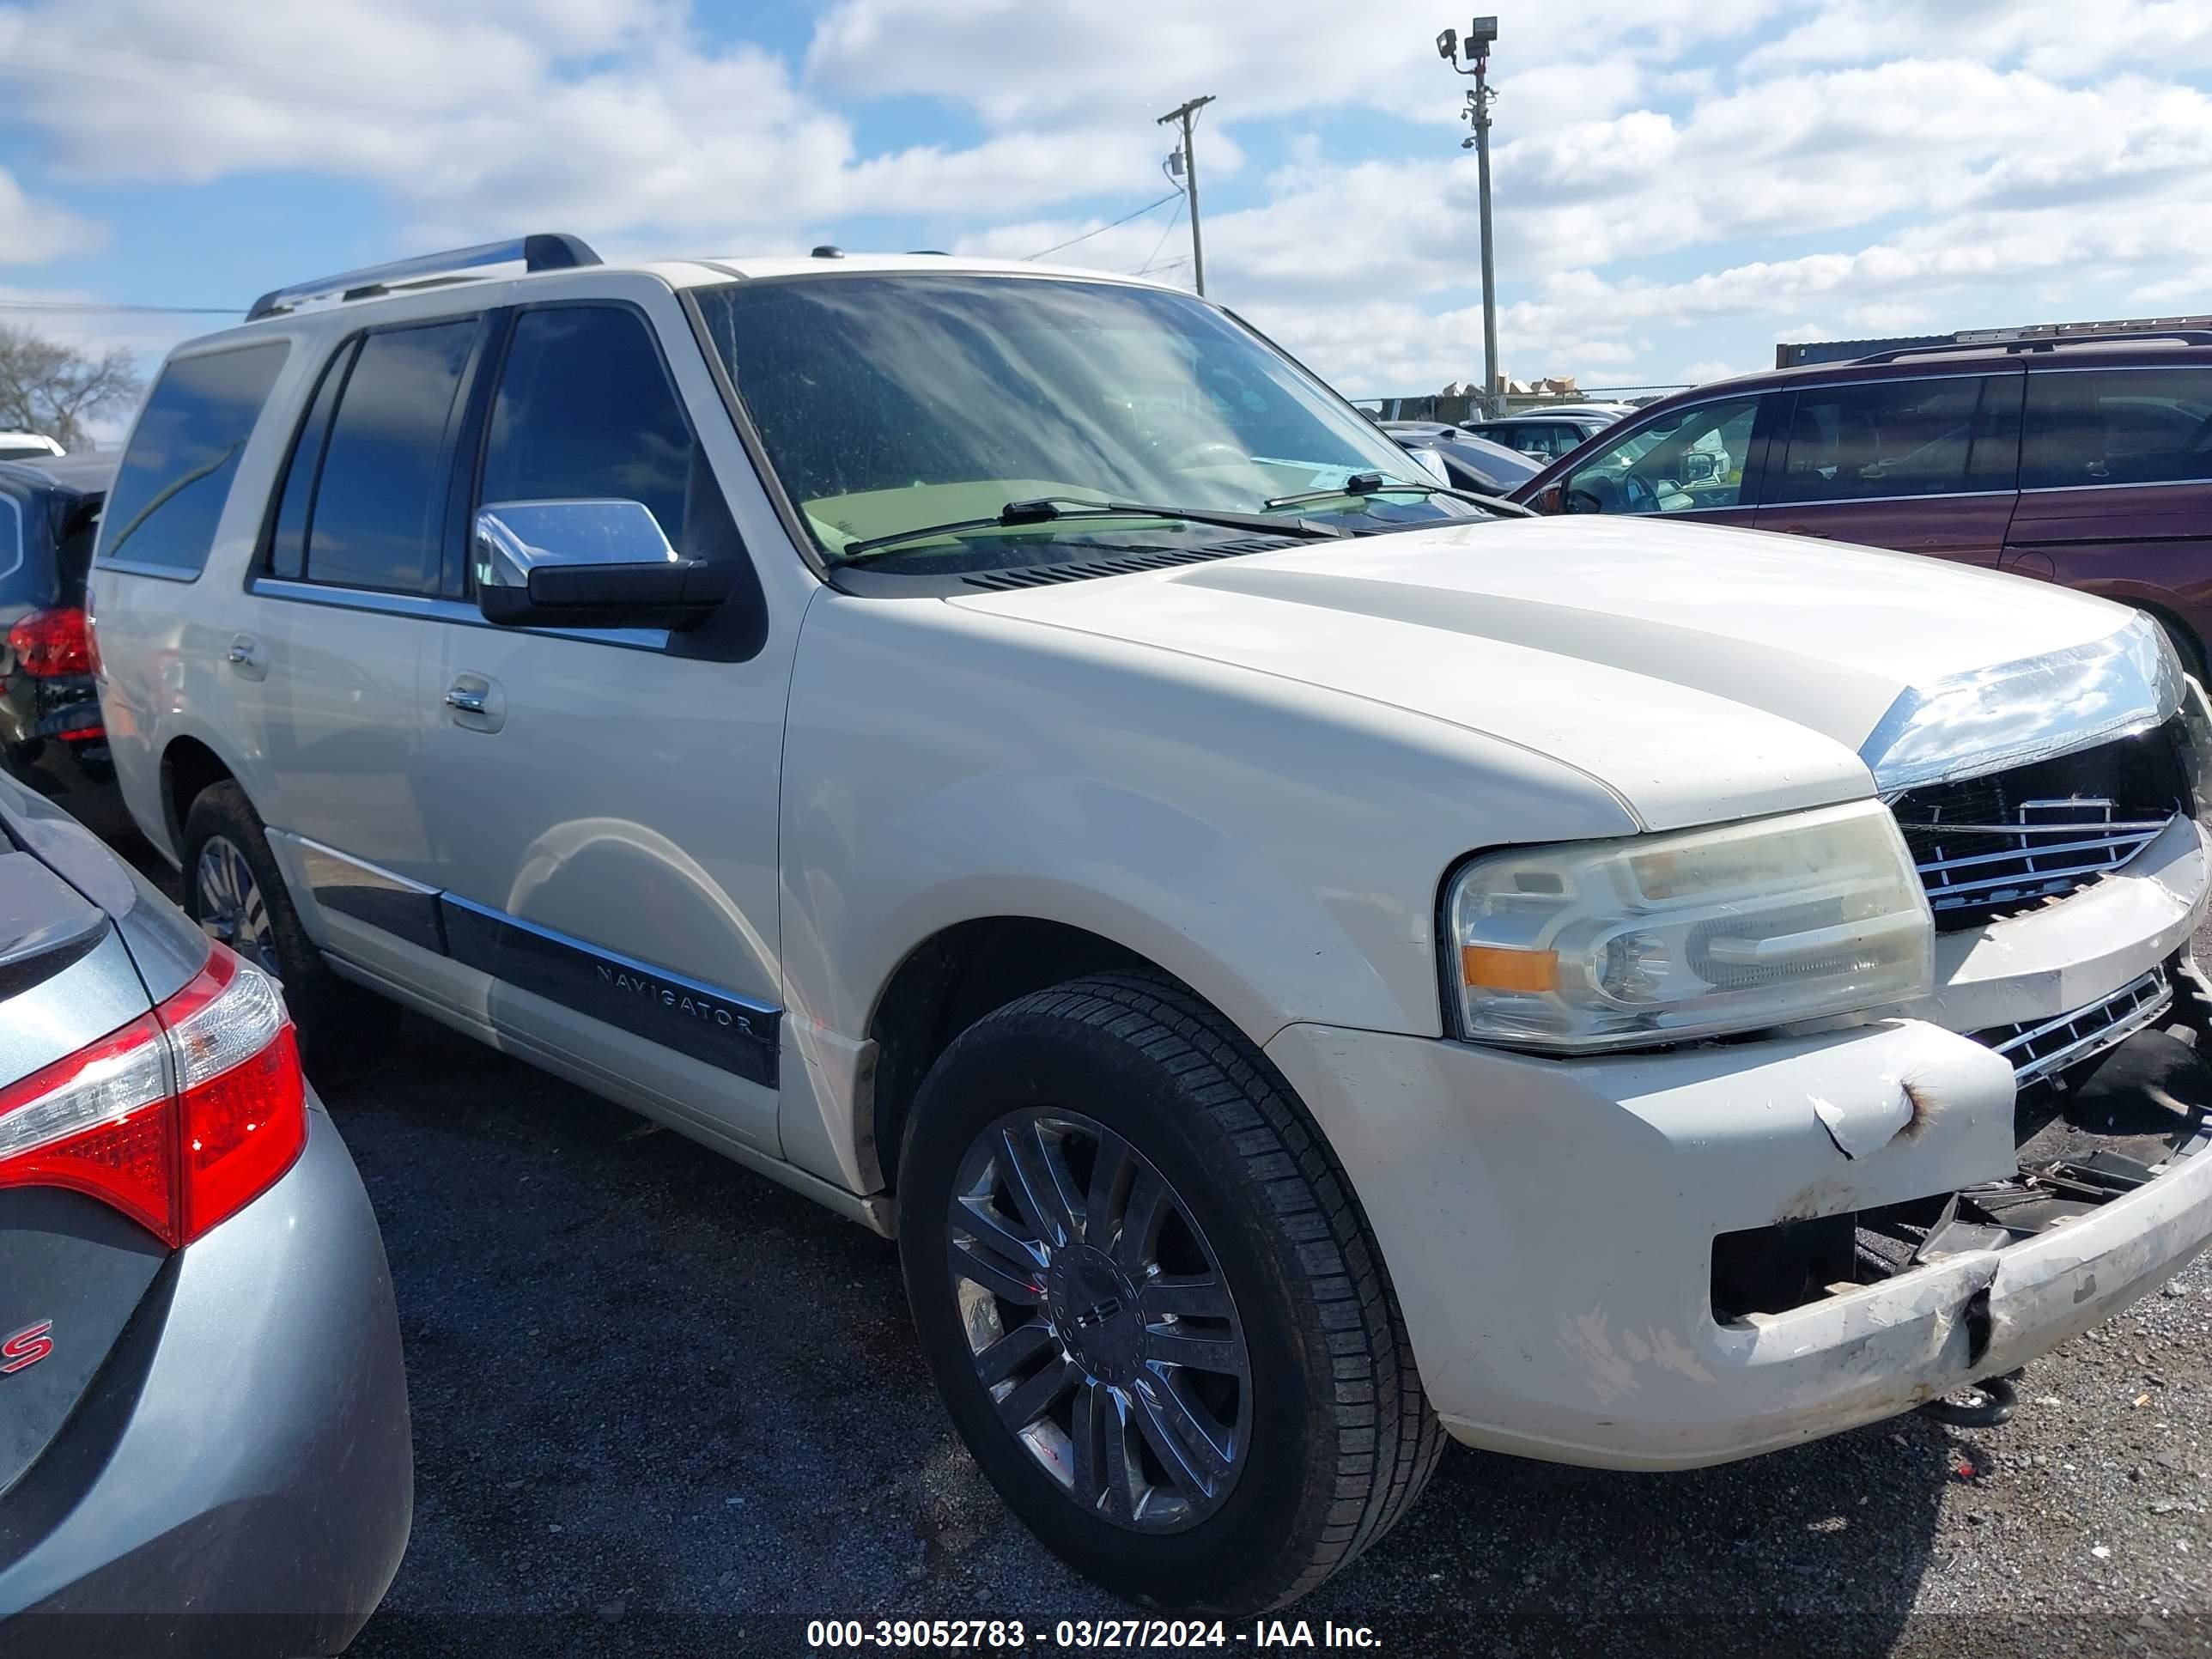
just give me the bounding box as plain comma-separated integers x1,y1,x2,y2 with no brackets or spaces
0,773,410,1654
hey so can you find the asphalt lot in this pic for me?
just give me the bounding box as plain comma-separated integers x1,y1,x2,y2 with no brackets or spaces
134,849,2212,1658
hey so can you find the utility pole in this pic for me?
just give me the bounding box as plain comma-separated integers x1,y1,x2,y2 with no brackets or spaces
1438,19,1499,414
1157,94,1216,295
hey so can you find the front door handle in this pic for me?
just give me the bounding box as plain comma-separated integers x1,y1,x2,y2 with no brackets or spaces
443,672,505,732
226,633,267,680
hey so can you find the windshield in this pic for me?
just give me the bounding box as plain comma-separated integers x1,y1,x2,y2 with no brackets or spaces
693,274,1483,569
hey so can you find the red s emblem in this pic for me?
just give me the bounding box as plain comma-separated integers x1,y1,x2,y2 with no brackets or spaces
1,1321,53,1374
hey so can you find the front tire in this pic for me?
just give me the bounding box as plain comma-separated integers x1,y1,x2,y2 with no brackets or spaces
897,974,1441,1613
181,781,398,1079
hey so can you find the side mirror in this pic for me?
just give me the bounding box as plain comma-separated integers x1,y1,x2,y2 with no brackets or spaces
474,500,735,631
1528,483,1565,515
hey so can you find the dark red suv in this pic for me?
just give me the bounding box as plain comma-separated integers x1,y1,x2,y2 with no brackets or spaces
1512,331,2212,675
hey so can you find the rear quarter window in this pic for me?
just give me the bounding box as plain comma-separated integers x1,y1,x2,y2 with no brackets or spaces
98,341,289,576
2023,366,2212,490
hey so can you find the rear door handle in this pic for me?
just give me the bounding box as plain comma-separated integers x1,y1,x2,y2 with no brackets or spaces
226,634,267,680
443,672,505,732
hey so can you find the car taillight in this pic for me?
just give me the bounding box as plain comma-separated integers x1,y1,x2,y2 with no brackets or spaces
0,946,305,1246
9,607,92,678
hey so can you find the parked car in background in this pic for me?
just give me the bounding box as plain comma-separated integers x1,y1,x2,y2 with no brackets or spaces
1511,330,2212,676
1380,420,1540,495
0,435,64,462
0,458,124,839
1461,411,1612,461
1518,401,1634,423
90,236,2212,1613
0,766,410,1654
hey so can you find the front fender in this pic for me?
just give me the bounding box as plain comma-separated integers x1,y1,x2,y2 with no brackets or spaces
790,769,1399,1050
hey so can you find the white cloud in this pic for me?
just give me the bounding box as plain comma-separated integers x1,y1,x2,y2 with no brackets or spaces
805,0,1773,133
0,167,101,264
1747,0,2212,79
1,0,2210,397
1844,301,1932,333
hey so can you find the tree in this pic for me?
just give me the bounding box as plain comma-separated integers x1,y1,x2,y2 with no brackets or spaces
0,324,143,452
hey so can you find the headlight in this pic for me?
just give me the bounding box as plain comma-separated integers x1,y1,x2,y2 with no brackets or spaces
1444,799,1933,1052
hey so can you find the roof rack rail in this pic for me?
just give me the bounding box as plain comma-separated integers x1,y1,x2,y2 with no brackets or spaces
1852,329,2212,365
246,233,602,322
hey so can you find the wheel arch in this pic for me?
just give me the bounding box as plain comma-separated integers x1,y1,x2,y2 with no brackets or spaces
159,734,239,854
863,915,1160,1194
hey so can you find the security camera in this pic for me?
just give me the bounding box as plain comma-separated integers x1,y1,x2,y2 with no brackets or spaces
1436,27,1457,58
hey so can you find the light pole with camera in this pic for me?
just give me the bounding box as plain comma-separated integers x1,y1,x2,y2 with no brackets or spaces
1438,16,1499,414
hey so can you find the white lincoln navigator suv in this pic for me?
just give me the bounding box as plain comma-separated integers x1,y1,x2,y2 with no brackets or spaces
90,235,2212,1612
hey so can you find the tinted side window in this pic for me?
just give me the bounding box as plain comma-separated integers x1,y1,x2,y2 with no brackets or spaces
264,340,355,581
2023,368,2212,489
1772,377,1999,504
0,495,20,586
99,342,288,574
479,307,697,548
306,320,476,593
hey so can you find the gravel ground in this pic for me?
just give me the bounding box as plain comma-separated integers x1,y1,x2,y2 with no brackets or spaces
307,984,2212,1658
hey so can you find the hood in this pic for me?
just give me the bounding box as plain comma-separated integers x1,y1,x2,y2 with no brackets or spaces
947,516,2172,832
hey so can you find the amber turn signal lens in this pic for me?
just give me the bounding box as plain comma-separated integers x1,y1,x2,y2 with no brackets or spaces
1460,944,1559,994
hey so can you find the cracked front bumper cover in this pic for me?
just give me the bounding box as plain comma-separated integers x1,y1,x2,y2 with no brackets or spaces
1265,1012,2212,1471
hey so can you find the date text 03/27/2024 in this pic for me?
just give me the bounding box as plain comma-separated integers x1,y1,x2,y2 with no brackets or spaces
805,1618,1384,1649
800,1627,1380,1654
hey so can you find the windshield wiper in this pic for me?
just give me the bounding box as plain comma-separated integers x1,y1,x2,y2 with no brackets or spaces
831,495,1350,562
1263,471,1534,519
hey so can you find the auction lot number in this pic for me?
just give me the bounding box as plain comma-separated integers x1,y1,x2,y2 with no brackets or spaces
806,1619,1232,1649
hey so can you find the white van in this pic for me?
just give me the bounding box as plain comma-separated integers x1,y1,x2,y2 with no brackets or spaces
89,235,2212,1612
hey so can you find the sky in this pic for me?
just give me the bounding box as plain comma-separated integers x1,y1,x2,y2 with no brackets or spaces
3,0,2212,434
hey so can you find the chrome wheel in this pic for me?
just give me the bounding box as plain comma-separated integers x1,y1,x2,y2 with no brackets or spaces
947,1108,1249,1532
194,834,281,977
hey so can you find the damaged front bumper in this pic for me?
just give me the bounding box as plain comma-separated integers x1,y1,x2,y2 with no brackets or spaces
1264,957,2212,1471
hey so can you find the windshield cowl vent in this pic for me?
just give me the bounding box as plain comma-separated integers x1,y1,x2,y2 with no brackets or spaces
959,539,1295,592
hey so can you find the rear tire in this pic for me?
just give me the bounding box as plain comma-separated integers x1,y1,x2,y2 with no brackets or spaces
180,781,397,1080
897,973,1442,1613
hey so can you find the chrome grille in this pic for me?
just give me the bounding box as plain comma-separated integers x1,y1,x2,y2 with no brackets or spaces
1901,793,2172,917
1887,726,2190,930
1975,965,2173,1088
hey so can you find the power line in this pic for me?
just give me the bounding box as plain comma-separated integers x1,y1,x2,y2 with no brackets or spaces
1133,199,1188,276
0,301,240,316
1022,191,1182,261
